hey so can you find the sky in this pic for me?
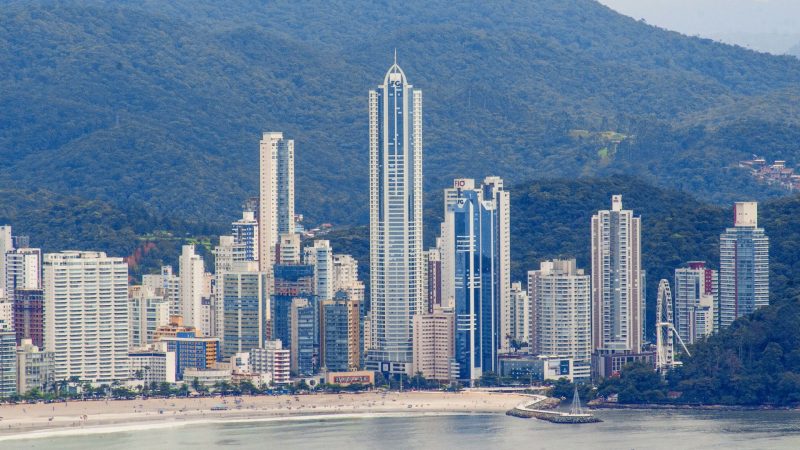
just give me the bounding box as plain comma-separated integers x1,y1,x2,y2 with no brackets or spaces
598,0,800,55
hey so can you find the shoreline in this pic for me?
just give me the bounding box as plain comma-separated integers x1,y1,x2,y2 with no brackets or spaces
0,391,530,441
590,402,799,411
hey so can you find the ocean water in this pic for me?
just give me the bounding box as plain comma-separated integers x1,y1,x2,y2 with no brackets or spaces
5,409,800,449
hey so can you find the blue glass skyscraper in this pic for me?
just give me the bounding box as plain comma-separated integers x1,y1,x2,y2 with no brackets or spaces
443,182,501,382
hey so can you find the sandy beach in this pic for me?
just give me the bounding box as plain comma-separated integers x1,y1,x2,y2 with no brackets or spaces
0,390,532,440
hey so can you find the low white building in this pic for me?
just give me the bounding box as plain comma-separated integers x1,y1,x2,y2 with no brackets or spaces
129,345,176,384
250,340,290,384
183,368,232,388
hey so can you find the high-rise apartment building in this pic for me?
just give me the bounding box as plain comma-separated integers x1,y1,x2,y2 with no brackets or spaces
13,289,44,347
143,266,181,317
674,262,718,343
259,132,295,272
272,263,316,374
179,245,208,335
591,195,643,355
366,58,424,375
0,225,12,297
412,308,455,383
222,270,269,359
425,246,442,313
129,286,170,347
509,282,530,347
213,237,248,339
5,247,41,303
305,240,333,301
719,202,769,328
290,297,319,375
320,291,361,372
43,251,129,384
442,179,505,382
277,233,302,265
528,259,592,380
0,322,16,397
232,210,259,262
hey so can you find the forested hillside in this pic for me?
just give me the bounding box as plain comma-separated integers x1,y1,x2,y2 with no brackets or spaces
328,175,800,338
3,0,800,232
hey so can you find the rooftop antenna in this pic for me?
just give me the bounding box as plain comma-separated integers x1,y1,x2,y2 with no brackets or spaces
394,48,397,65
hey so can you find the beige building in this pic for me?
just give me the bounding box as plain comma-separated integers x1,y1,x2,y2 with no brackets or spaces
528,259,591,380
259,132,295,273
591,195,643,355
412,308,455,382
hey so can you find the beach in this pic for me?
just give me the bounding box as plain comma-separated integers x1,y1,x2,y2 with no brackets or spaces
0,391,531,440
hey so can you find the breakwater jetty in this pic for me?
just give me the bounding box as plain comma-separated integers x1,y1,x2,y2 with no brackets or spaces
507,395,602,424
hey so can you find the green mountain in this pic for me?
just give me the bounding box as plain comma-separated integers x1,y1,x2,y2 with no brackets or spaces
3,0,800,234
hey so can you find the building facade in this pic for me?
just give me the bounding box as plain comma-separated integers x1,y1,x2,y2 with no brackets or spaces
129,286,170,347
304,240,333,302
129,347,177,384
16,339,54,395
674,262,718,343
179,245,208,336
161,331,220,381
13,289,43,347
509,282,530,348
591,195,643,355
43,251,129,384
528,259,592,380
231,210,259,262
412,308,455,382
259,132,295,272
222,271,269,359
442,180,504,382
143,266,181,317
367,59,424,374
719,202,769,329
320,291,361,372
0,325,16,397
250,340,290,384
5,247,42,303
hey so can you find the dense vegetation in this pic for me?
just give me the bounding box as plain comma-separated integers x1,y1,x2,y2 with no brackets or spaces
599,300,800,406
3,0,800,232
329,175,800,339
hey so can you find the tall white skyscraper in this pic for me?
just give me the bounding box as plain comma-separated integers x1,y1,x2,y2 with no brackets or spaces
43,251,129,383
259,132,295,273
719,202,769,329
304,240,333,301
482,176,511,351
179,245,208,335
528,259,591,380
591,195,643,355
366,58,423,374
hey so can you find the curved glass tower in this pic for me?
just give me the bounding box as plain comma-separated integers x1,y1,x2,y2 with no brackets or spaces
366,58,423,374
